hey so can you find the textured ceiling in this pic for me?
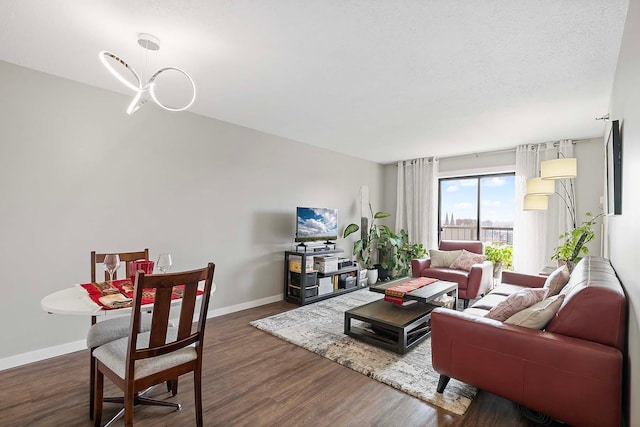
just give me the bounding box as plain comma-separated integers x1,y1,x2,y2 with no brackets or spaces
0,0,628,164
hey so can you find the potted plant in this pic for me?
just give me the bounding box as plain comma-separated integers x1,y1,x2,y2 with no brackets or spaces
394,229,427,278
484,244,513,278
551,212,603,272
343,203,391,284
376,226,402,280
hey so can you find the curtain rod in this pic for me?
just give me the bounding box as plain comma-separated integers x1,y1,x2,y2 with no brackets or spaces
397,138,588,164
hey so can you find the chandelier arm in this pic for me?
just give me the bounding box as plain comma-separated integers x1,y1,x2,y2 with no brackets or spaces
99,51,142,92
148,67,197,112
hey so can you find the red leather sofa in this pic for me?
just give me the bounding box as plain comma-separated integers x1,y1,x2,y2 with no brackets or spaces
431,256,626,427
411,240,492,307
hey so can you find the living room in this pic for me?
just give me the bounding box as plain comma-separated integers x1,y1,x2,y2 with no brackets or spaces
1,1,639,426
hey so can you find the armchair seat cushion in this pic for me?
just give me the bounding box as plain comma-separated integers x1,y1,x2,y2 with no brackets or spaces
420,268,470,289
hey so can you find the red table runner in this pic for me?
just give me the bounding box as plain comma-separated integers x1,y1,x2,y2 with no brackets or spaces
384,277,438,305
81,279,202,310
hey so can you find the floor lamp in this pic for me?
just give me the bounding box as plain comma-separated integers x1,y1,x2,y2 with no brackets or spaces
523,157,578,229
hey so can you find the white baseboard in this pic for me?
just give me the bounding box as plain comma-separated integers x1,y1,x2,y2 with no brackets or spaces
0,293,283,372
0,339,86,371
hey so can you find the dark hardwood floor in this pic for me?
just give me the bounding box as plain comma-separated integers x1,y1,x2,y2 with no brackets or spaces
0,301,558,426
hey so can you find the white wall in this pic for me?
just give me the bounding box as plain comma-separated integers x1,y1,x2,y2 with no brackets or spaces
608,0,640,423
0,60,384,361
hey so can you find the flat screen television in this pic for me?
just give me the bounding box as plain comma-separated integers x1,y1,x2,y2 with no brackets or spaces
295,207,338,242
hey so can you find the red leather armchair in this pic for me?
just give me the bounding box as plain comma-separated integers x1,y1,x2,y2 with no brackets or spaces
411,240,492,307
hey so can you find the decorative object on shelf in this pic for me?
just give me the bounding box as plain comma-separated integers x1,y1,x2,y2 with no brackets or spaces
99,33,196,115
550,212,603,272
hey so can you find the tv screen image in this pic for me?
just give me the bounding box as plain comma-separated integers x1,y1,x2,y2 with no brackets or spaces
295,207,338,242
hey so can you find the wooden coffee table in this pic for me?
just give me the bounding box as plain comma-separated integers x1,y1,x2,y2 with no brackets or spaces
344,278,457,354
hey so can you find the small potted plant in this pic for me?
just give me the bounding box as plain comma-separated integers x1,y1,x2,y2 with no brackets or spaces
551,212,603,272
484,244,513,278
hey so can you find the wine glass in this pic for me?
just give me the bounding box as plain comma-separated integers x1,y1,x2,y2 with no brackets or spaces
157,253,173,274
103,254,121,284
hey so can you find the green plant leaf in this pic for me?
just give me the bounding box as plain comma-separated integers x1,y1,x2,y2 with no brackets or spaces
343,223,359,238
373,211,391,219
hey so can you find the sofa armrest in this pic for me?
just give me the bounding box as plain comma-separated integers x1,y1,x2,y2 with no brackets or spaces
466,260,493,298
501,270,546,288
431,308,623,427
411,257,431,276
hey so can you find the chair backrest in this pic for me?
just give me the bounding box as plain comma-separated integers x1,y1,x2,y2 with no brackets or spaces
91,249,149,282
439,240,483,254
126,263,215,378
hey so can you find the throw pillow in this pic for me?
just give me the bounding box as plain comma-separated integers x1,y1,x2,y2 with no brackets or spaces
485,288,548,322
505,294,565,329
429,249,462,268
449,249,487,272
543,265,570,297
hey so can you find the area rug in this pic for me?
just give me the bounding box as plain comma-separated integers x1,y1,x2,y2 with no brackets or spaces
250,289,477,415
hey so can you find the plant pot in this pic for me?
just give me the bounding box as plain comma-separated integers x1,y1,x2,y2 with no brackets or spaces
492,262,503,279
376,264,389,281
557,259,575,273
366,268,379,285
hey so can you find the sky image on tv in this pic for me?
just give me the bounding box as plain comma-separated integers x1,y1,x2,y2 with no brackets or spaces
296,207,338,240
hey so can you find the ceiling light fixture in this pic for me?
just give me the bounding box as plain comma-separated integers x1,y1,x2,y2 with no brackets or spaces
99,33,196,115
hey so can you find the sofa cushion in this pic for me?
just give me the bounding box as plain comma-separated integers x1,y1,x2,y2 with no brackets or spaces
470,293,509,310
543,265,570,296
485,288,548,321
449,249,487,272
429,249,462,268
490,283,530,297
505,294,565,329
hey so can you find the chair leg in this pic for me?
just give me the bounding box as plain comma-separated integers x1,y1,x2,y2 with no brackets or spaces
89,353,96,420
93,368,103,427
194,369,203,427
436,375,451,393
170,378,179,396
166,378,178,396
125,385,135,427
462,299,469,309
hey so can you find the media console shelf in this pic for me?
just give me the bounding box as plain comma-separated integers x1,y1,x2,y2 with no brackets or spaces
284,249,361,306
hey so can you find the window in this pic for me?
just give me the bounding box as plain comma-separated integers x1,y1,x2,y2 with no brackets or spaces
439,173,515,245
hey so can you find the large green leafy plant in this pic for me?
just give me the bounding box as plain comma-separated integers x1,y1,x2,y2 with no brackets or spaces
394,229,427,278
343,204,391,269
551,212,603,271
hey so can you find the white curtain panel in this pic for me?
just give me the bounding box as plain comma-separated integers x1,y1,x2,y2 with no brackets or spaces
395,157,439,249
513,141,574,274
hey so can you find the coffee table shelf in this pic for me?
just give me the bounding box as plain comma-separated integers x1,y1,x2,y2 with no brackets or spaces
344,279,457,354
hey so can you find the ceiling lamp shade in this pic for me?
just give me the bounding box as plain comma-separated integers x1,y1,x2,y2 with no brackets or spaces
540,158,577,180
523,194,549,210
526,177,555,195
99,33,196,115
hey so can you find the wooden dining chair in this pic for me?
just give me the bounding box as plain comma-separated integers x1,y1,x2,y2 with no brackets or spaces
87,249,153,420
93,263,215,427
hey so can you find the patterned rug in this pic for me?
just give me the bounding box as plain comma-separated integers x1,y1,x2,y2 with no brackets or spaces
250,289,477,415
